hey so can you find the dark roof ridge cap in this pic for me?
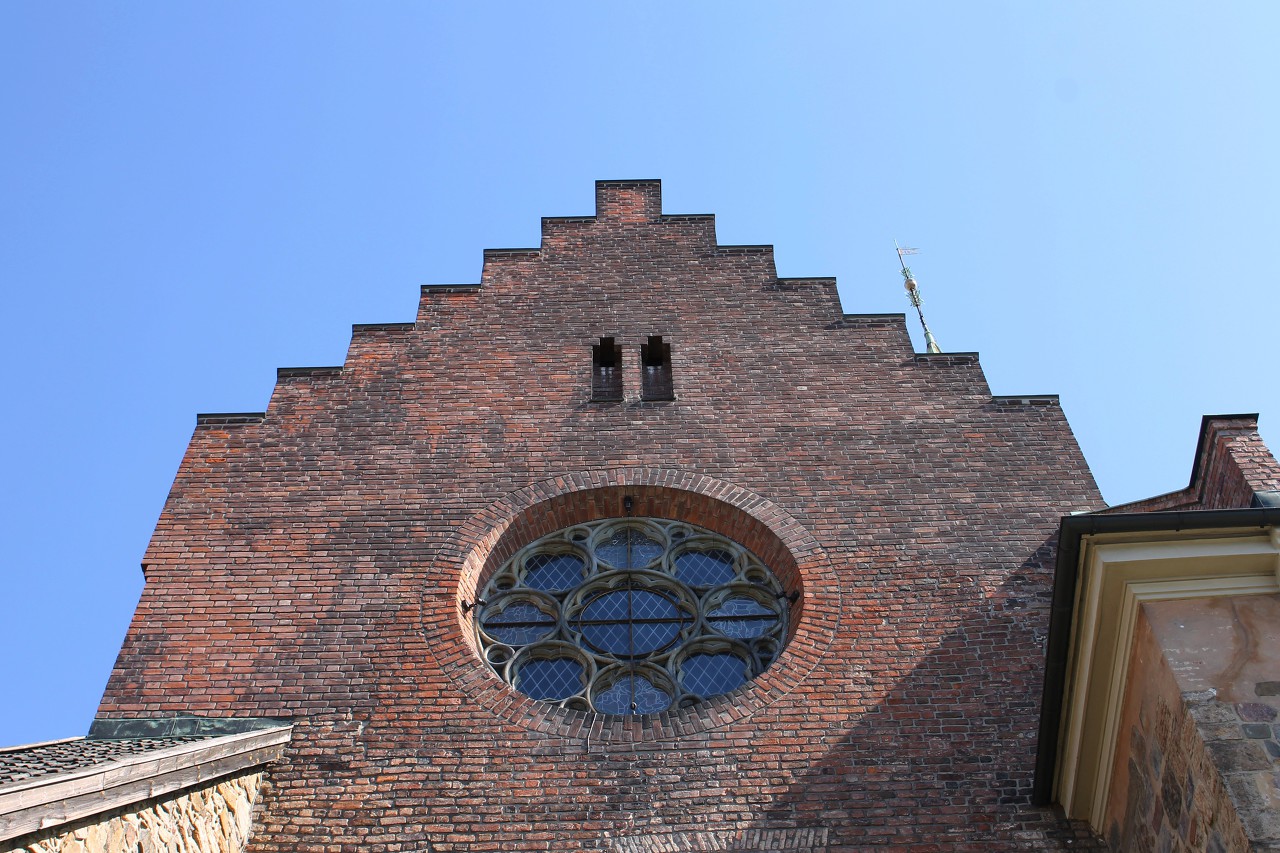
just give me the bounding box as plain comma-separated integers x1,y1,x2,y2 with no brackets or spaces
540,213,715,222
483,247,540,257
277,366,342,379
542,215,596,224
991,394,1060,406
1188,412,1261,489
715,244,773,254
352,322,415,331
913,352,980,365
595,178,662,187
195,412,265,426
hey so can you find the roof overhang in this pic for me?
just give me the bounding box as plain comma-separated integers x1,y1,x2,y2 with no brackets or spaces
0,725,292,843
1033,508,1280,829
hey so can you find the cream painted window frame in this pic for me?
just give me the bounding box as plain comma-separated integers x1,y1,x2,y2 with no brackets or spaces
1052,525,1280,830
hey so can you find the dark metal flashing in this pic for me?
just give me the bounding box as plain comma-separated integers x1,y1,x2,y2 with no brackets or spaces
195,412,265,427
277,366,342,379
1252,490,1280,508
992,395,1060,407
715,244,773,255
483,248,540,259
659,214,715,223
542,213,717,226
596,179,661,188
1187,413,1259,489
421,284,481,294
1032,506,1280,805
912,352,979,366
351,322,415,333
766,280,833,295
88,716,291,741
541,216,596,225
777,277,838,286
838,313,906,323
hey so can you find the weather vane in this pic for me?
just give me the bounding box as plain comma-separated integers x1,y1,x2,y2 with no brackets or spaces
895,243,942,354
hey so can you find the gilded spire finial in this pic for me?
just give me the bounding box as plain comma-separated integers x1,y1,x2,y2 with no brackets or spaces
895,243,942,354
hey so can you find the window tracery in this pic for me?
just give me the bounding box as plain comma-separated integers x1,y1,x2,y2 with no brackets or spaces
473,518,790,715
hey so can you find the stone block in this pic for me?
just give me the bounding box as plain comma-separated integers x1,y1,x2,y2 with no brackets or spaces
1237,703,1279,722
1191,702,1240,726
1209,739,1272,772
1200,721,1246,741
1224,772,1280,840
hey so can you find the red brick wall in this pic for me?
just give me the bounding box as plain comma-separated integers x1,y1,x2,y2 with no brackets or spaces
99,181,1105,851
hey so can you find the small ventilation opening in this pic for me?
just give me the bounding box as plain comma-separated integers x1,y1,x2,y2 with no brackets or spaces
592,337,623,401
640,336,673,401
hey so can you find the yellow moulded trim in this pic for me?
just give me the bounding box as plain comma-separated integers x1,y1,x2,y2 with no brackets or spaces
1054,527,1280,829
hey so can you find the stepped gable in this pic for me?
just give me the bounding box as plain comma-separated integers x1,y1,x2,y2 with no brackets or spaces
97,180,1105,851
205,179,1068,435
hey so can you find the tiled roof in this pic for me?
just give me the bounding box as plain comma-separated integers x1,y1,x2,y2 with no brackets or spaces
0,725,292,844
0,736,210,788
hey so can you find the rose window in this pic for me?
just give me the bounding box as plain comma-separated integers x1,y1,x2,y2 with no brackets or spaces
473,518,791,715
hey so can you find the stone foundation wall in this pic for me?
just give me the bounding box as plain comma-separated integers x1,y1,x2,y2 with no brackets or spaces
1187,696,1280,848
4,771,263,853
1104,610,1249,852
1147,594,1280,848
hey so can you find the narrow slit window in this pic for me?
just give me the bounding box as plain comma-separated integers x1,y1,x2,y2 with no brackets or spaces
640,336,673,401
592,337,623,401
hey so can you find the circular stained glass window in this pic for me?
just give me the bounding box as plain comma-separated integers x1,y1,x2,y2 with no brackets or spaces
473,518,791,715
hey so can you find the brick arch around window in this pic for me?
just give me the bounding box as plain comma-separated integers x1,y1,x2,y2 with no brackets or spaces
421,467,840,745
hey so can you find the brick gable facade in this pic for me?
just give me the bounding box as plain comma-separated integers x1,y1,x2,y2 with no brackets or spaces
97,180,1106,851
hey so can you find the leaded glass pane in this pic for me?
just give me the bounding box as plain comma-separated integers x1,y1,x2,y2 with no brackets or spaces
474,517,791,715
680,652,749,696
514,656,584,701
596,528,664,569
482,602,556,645
579,621,629,656
594,673,671,715
626,590,684,653
707,596,778,639
523,552,584,592
674,548,736,586
575,588,685,656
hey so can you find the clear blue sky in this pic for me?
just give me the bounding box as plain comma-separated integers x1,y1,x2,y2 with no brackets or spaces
2,3,1276,747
